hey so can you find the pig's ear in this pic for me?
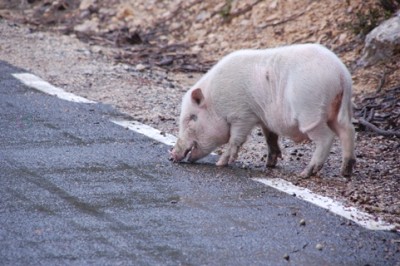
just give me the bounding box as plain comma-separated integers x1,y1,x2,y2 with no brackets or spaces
191,88,205,107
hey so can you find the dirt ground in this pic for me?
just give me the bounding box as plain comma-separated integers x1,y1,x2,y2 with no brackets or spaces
0,0,399,229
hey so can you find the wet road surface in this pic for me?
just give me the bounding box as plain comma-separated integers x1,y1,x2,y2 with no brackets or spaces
1,61,399,265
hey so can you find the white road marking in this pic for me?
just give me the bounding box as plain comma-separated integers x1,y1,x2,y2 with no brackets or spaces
111,119,218,155
13,72,396,232
253,178,394,231
111,120,177,146
12,73,96,104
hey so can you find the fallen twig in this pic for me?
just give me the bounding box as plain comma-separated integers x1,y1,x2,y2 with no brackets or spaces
258,9,307,29
375,68,386,94
224,0,264,22
367,108,375,122
209,0,264,22
358,118,400,137
157,0,203,25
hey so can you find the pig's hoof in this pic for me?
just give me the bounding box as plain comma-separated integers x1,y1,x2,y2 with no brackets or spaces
299,169,312,179
266,154,278,167
300,164,322,178
340,158,356,177
216,157,229,166
217,152,233,166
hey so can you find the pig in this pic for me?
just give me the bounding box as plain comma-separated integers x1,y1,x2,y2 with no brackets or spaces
169,43,356,178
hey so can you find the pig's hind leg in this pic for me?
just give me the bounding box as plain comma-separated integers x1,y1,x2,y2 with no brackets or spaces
261,126,282,167
300,123,335,178
328,119,356,177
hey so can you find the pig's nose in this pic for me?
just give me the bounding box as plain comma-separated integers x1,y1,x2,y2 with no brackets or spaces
168,149,174,161
193,141,198,149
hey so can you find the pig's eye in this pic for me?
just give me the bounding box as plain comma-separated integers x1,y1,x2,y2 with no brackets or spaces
190,114,197,121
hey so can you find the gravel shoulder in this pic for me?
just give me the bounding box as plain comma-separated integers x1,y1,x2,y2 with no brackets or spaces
0,16,399,230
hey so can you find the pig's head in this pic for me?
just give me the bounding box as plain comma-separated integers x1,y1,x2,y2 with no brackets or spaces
170,88,229,163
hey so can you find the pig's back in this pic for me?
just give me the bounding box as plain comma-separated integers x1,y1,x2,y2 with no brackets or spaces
202,44,351,137
219,44,349,136
259,44,351,135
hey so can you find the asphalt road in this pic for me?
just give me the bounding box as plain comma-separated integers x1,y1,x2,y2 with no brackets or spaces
0,60,399,265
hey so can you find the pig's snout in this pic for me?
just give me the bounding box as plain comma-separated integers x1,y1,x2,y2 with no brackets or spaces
168,149,175,162
168,141,197,163
168,148,182,163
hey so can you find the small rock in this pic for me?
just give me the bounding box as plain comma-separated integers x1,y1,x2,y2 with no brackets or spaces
83,68,94,75
196,10,210,22
74,17,99,33
91,45,103,54
240,20,250,26
35,32,45,40
346,6,353,14
79,0,96,10
283,254,290,261
116,4,134,20
316,243,324,250
338,32,347,45
300,219,306,226
192,45,202,53
136,64,146,71
269,0,278,9
220,41,229,50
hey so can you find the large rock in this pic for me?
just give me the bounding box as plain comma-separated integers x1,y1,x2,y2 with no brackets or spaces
359,13,400,66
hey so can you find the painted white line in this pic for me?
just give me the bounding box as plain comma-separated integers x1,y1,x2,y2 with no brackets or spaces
253,178,395,231
13,73,396,232
111,119,218,156
111,120,177,146
12,73,96,104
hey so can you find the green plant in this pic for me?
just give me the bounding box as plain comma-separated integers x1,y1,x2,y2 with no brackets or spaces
379,0,400,13
220,0,233,19
346,0,399,36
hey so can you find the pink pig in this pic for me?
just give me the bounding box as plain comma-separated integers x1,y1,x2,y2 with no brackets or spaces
170,44,356,178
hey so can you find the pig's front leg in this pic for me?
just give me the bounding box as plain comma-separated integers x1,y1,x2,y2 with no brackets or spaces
216,145,239,166
216,119,257,166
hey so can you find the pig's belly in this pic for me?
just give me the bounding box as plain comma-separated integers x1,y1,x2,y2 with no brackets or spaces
260,106,310,143
269,122,309,143
281,126,309,143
